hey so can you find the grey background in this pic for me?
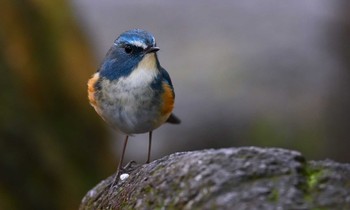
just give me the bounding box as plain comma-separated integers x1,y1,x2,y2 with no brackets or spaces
72,0,350,162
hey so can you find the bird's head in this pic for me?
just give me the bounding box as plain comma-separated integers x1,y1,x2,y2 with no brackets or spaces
99,29,160,80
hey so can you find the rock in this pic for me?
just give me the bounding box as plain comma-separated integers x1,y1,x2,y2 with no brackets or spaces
80,147,350,210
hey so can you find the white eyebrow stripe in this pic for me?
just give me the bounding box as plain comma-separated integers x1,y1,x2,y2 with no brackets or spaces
130,40,147,49
152,36,156,45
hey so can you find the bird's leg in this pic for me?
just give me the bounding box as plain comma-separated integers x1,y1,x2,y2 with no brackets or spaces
118,135,129,172
110,135,129,188
146,131,152,163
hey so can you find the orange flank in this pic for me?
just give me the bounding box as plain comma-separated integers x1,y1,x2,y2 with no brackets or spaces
87,73,99,107
161,82,175,116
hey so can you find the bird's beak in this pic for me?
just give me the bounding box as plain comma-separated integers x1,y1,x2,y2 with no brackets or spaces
145,46,160,54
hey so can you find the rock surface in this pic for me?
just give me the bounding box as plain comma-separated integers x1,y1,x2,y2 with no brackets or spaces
80,147,350,210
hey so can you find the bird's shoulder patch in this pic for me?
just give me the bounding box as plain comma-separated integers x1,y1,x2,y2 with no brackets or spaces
161,82,175,115
87,73,100,107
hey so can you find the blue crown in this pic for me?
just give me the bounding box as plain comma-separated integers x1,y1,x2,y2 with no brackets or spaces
115,29,156,49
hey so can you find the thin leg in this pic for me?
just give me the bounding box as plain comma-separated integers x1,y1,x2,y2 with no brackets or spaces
146,131,152,163
109,135,129,192
118,135,129,171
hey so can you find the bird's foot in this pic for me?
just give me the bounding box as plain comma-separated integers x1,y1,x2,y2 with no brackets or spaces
120,160,140,174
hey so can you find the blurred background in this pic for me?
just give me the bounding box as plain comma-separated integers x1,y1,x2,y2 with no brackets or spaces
1,0,350,209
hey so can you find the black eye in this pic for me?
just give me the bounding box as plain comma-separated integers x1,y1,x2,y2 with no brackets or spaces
124,45,133,54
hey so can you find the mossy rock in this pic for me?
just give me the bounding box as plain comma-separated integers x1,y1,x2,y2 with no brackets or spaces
80,147,350,210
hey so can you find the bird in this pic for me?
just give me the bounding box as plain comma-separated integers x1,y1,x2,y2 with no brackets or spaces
87,29,180,180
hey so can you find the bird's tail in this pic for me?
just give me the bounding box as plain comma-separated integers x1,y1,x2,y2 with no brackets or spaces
166,113,181,124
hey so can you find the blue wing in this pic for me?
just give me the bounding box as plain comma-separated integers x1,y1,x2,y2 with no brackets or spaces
160,67,175,98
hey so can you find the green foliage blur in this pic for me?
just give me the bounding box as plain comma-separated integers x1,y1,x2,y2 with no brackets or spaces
0,1,115,209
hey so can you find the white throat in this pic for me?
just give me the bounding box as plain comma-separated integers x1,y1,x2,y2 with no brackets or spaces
124,53,158,87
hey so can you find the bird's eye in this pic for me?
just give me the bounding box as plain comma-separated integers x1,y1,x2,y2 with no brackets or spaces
124,45,133,54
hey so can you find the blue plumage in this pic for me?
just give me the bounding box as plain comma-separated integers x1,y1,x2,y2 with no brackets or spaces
115,29,156,48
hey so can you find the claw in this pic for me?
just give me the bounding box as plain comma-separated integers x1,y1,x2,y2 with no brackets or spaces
121,160,140,174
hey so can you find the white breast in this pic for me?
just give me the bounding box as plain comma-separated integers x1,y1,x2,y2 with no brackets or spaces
97,53,165,134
